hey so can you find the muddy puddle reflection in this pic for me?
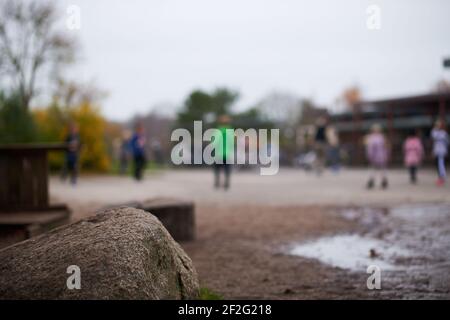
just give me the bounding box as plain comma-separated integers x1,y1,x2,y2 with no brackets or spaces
287,203,450,276
289,234,413,271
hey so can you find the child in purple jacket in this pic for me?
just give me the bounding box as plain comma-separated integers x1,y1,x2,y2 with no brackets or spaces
431,120,449,186
365,124,389,189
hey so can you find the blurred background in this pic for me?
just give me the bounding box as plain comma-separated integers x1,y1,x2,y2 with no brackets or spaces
2,0,450,300
1,0,449,173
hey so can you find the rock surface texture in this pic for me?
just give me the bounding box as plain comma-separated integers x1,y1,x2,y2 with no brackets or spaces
0,207,199,299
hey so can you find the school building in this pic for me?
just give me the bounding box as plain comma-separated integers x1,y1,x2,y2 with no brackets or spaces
330,92,450,166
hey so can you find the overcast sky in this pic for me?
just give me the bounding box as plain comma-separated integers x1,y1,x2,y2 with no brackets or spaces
57,0,450,121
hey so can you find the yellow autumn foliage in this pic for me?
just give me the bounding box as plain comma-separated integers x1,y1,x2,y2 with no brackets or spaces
33,102,111,172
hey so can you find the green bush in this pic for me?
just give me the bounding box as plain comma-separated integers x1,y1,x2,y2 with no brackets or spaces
0,92,36,144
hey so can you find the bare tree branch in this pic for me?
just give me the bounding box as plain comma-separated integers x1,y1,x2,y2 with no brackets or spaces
0,0,76,108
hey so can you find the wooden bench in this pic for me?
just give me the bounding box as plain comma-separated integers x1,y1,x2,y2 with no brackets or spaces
0,144,71,249
103,198,195,242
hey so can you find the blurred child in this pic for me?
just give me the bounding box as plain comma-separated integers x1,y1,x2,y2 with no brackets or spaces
325,125,341,173
61,123,81,185
313,117,328,175
365,124,389,189
130,123,147,181
213,115,232,190
403,130,424,184
119,130,131,175
431,120,449,186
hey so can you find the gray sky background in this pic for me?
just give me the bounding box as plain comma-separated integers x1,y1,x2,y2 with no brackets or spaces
57,0,450,121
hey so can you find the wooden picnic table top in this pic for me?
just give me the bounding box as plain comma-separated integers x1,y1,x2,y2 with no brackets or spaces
0,208,70,225
0,143,68,153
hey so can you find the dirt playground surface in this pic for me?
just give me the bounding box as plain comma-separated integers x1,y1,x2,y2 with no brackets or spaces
184,204,450,299
50,169,450,299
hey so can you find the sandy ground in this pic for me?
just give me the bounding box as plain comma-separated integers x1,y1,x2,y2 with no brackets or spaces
51,168,450,210
50,168,450,299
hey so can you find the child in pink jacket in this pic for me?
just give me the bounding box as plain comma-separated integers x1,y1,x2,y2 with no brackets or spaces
403,130,424,184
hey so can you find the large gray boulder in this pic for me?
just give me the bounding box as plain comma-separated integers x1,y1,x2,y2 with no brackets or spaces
0,207,199,299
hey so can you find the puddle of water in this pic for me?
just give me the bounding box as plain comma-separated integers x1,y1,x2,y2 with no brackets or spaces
390,203,450,220
288,234,412,271
342,203,450,224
